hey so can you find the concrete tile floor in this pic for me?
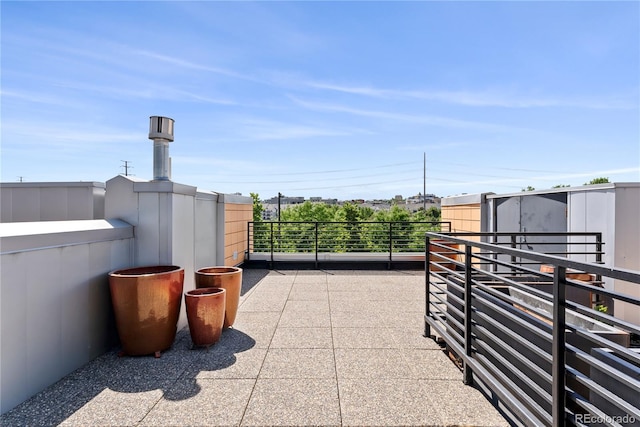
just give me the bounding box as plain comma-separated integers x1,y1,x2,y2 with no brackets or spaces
1,269,510,426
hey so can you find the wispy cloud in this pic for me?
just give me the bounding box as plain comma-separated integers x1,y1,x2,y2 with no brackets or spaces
305,81,636,110
289,96,523,132
225,118,355,142
3,121,140,148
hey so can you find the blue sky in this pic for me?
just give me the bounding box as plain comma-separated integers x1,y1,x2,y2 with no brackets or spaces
2,1,639,200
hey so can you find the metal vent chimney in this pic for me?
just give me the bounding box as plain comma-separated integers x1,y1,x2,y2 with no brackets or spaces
148,116,174,181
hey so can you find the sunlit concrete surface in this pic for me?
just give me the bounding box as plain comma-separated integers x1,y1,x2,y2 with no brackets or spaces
1,269,509,426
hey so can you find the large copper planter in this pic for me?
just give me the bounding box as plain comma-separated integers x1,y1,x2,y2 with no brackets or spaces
195,266,242,328
185,287,226,347
108,265,184,357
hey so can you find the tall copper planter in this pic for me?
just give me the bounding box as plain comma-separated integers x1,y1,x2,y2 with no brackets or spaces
195,266,242,328
108,265,184,357
185,287,226,347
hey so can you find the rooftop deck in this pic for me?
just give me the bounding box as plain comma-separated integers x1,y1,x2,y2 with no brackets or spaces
1,269,508,427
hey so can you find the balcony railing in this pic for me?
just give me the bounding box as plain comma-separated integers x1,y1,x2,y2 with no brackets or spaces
247,221,451,268
424,232,640,427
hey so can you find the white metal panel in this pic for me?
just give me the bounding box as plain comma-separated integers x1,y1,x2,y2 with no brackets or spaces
172,193,195,329
0,252,28,413
13,187,40,222
25,248,63,404
138,192,161,266
613,186,640,325
59,244,90,374
1,188,13,222
195,193,218,270
1,231,134,414
40,187,68,221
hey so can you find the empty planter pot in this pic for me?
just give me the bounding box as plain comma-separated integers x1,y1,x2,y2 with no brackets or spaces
185,287,226,347
195,266,242,328
108,265,184,357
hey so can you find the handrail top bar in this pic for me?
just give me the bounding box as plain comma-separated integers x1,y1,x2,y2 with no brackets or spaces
426,232,640,283
251,220,449,224
440,231,603,237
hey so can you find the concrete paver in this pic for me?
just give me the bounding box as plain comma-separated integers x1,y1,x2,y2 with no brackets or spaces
1,269,509,426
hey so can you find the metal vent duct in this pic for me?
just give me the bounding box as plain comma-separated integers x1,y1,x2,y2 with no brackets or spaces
148,116,174,181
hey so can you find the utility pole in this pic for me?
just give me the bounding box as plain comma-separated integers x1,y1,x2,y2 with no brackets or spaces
423,152,426,212
17,176,24,182
121,160,133,176
278,192,282,222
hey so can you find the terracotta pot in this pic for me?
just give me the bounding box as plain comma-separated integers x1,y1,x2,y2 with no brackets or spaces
540,264,595,281
185,287,226,347
428,240,460,272
195,266,242,328
108,265,184,357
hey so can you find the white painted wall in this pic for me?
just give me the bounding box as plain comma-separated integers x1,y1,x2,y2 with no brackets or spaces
104,175,206,330
0,219,134,414
195,190,219,270
0,182,105,222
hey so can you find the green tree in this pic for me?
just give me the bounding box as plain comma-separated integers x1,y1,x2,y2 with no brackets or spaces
552,184,570,188
250,193,263,222
584,177,610,185
521,186,535,192
249,193,269,251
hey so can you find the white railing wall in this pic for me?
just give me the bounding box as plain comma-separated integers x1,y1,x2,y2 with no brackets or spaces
0,219,134,414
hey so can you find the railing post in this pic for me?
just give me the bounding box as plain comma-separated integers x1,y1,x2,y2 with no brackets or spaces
388,222,393,270
424,234,431,338
270,221,274,269
315,222,319,269
552,266,567,427
463,244,474,385
510,234,517,274
247,222,251,261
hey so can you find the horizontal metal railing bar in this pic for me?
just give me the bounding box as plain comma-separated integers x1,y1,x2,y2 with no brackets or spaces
473,335,552,407
427,298,465,332
566,366,640,419
471,352,552,426
425,309,549,425
567,326,640,363
473,310,553,367
425,232,640,427
566,391,619,427
471,283,553,343
427,232,639,283
468,263,639,333
567,341,640,385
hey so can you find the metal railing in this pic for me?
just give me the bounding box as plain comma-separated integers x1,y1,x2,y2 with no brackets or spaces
247,221,451,268
424,232,640,427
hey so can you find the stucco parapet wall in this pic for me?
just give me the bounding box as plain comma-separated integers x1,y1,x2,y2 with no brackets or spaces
442,193,495,206
195,190,219,201
0,219,133,254
133,181,198,196
218,193,252,204
0,181,105,189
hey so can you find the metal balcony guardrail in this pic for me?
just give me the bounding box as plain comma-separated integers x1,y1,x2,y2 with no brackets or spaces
247,221,451,268
424,232,640,427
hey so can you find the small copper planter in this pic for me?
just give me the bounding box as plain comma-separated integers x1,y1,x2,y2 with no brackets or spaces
185,287,226,347
108,265,184,357
195,266,242,328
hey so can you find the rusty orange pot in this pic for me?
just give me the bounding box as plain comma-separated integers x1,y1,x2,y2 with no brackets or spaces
195,266,242,328
185,287,226,347
108,265,184,357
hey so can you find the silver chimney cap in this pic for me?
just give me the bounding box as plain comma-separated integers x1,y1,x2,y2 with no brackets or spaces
148,116,174,181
